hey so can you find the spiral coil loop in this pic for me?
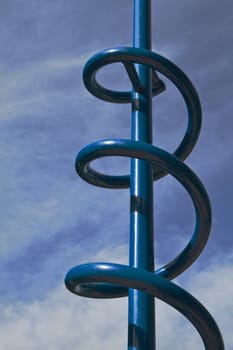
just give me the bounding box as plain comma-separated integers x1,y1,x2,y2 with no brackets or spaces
65,13,224,350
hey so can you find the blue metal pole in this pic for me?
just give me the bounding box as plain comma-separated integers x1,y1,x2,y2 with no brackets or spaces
128,1,155,349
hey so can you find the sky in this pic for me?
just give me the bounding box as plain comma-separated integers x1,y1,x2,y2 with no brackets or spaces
0,0,232,349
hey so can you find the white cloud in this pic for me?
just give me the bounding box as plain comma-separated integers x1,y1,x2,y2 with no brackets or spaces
0,287,127,350
0,52,92,122
185,263,233,349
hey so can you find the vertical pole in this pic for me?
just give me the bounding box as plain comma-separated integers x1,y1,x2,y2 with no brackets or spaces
128,1,155,350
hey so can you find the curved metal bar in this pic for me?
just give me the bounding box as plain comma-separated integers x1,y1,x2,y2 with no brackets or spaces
83,47,202,176
83,47,199,106
75,138,211,279
65,262,225,350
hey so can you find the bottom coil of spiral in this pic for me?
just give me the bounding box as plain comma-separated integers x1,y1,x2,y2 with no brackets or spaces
65,262,224,349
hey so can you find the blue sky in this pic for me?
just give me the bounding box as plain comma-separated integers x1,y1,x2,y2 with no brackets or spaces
0,0,232,348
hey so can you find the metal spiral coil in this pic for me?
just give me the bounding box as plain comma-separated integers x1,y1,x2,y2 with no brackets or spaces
65,2,224,349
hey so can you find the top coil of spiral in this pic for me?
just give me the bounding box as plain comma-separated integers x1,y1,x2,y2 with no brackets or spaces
82,47,202,170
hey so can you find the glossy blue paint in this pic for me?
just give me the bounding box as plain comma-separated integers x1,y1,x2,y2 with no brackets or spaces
65,0,225,348
129,2,155,348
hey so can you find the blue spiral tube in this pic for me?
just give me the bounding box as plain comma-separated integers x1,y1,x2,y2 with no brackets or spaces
65,1,224,349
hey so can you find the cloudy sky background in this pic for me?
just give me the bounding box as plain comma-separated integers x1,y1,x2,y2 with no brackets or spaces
0,0,232,349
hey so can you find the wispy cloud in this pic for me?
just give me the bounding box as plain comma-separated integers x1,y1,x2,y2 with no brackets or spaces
0,53,92,121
